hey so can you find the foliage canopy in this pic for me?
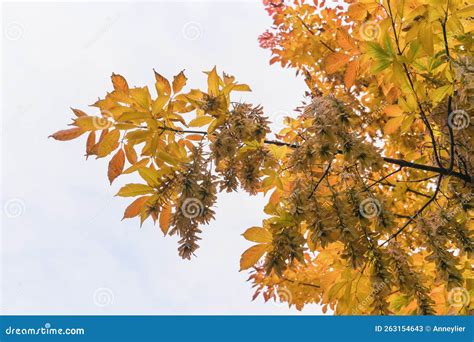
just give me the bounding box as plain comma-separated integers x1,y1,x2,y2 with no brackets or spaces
52,0,473,314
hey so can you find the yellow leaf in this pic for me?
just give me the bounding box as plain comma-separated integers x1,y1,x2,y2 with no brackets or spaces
232,84,252,92
97,129,120,158
123,158,149,174
138,167,160,187
242,227,272,243
325,52,351,74
129,87,151,110
172,70,188,93
156,150,179,166
118,111,152,122
116,183,155,197
74,116,112,131
239,244,268,271
152,96,170,115
122,196,150,220
207,117,225,134
111,73,129,93
188,115,214,127
207,66,220,96
159,203,172,235
431,85,453,104
108,149,125,184
418,23,433,55
384,116,404,134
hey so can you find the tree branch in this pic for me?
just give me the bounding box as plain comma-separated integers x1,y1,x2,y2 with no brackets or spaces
150,125,473,183
380,174,443,246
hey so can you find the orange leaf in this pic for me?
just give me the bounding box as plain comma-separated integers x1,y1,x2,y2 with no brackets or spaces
186,134,205,141
124,143,138,164
384,105,403,117
336,30,356,51
86,131,96,157
172,70,187,94
325,53,351,74
159,203,172,235
154,70,171,96
108,149,125,184
384,116,404,134
122,196,150,220
111,73,129,92
71,107,87,117
49,127,85,141
344,60,359,89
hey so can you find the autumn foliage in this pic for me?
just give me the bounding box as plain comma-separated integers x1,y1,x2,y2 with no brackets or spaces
51,0,473,315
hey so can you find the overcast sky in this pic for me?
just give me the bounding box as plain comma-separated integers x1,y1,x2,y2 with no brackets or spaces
1,0,325,314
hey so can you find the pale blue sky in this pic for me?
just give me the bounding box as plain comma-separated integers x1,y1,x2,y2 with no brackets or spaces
1,0,324,314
